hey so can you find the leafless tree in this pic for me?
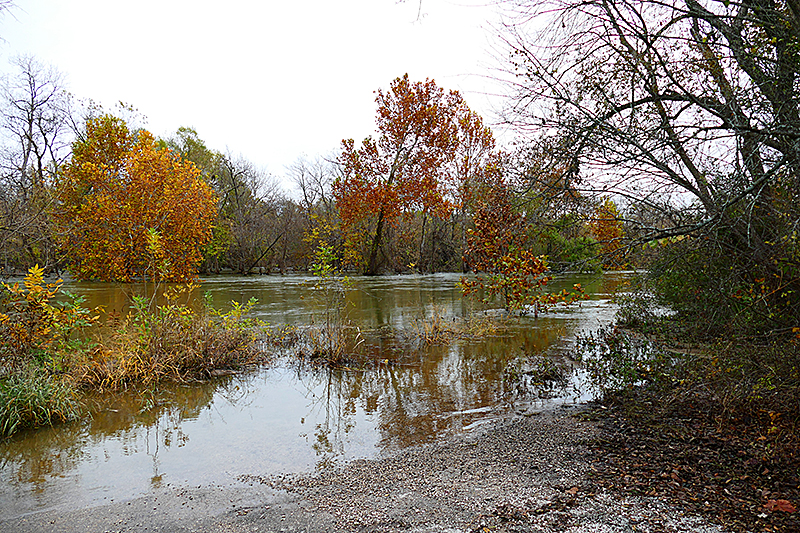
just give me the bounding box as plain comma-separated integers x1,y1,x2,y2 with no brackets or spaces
287,154,342,268
0,56,72,273
288,153,339,219
499,0,800,331
216,153,288,274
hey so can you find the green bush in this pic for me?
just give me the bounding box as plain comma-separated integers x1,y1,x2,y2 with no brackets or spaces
583,281,800,424
646,226,799,339
700,339,800,418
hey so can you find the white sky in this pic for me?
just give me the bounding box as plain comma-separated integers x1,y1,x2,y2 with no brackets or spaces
0,0,509,190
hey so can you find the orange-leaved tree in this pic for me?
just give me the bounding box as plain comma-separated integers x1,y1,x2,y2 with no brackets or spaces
461,176,586,315
441,106,500,271
54,115,218,282
334,74,467,275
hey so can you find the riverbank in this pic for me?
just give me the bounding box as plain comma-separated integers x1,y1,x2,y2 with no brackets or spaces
589,389,800,533
2,405,728,533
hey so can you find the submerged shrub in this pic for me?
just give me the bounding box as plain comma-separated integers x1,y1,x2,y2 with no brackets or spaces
411,307,457,345
303,243,359,365
576,325,680,395
76,290,270,390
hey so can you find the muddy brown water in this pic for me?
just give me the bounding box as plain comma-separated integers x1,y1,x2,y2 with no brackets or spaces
0,272,630,520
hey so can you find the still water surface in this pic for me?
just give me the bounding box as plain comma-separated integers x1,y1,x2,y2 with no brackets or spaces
0,272,630,519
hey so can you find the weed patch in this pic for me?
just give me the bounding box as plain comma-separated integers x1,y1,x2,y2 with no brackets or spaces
76,292,270,390
0,363,80,438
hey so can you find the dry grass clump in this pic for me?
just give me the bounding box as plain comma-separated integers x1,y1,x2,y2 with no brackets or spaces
72,293,271,390
411,309,506,346
412,309,458,345
75,322,265,390
294,323,365,367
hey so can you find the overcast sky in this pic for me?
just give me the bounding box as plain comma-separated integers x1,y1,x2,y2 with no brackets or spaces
0,0,509,189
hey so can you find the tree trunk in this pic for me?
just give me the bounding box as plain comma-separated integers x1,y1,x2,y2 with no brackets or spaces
366,209,386,276
418,212,427,273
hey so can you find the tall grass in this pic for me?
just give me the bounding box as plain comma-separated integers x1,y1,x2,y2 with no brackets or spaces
0,363,80,438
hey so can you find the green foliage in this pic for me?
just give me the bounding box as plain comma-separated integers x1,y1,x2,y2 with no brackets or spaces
310,243,340,279
646,227,799,338
0,362,81,438
211,296,262,335
0,265,273,437
538,228,600,272
202,222,233,268
587,285,800,422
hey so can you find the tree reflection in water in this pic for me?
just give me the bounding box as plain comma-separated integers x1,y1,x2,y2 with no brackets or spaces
296,318,580,463
0,378,218,497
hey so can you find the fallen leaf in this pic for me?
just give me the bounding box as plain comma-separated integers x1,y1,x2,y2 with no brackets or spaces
566,487,579,495
764,499,796,513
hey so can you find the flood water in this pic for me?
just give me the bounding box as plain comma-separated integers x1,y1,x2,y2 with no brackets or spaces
0,271,630,520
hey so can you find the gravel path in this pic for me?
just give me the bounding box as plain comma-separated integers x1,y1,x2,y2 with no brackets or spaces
2,407,730,533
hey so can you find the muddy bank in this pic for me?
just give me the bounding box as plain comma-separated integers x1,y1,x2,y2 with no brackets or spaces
2,407,726,533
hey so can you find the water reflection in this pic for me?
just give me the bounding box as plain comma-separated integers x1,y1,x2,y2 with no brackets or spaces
0,272,630,519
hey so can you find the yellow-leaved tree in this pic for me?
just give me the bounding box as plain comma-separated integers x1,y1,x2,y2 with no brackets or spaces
54,115,218,281
589,198,626,269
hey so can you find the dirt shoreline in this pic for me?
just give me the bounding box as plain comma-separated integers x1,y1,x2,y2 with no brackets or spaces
2,406,728,533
